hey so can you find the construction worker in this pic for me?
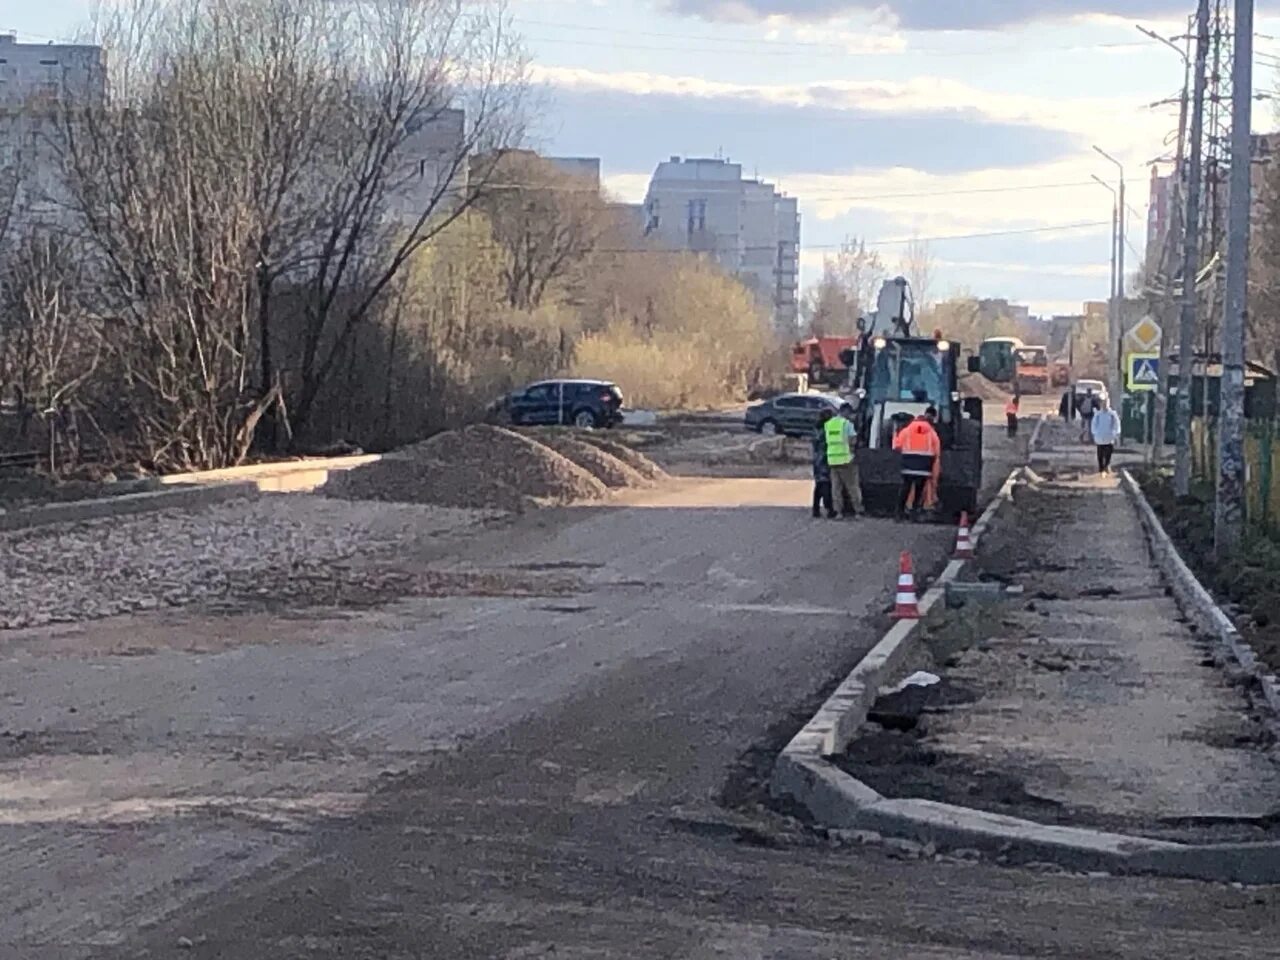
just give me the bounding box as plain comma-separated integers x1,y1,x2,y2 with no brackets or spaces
811,410,837,519
824,402,862,519
893,405,942,522
1005,394,1020,438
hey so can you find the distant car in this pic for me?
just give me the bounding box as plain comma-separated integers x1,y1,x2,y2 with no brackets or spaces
744,392,845,437
501,379,625,429
1073,379,1110,409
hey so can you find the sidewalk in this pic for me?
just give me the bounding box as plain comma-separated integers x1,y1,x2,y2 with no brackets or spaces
844,449,1280,840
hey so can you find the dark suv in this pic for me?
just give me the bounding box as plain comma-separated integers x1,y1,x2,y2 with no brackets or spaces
504,379,625,428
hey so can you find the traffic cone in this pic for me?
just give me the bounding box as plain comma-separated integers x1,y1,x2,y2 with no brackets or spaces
894,551,920,620
954,511,974,559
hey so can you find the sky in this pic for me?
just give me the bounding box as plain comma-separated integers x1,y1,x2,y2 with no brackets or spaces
10,0,1280,316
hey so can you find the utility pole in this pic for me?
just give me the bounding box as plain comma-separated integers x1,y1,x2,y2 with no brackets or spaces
1216,0,1252,554
1095,146,1126,405
1176,0,1211,497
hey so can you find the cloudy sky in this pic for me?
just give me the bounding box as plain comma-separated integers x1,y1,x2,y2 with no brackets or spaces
13,0,1280,314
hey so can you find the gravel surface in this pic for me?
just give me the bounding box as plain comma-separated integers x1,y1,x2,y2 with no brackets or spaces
0,496,486,629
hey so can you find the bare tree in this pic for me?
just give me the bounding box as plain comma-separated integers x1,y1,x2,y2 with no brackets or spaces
801,236,884,335
472,151,611,311
52,0,526,467
899,235,936,314
0,232,100,468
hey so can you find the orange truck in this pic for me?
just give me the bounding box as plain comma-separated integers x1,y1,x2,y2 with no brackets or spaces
791,336,858,390
1014,345,1050,395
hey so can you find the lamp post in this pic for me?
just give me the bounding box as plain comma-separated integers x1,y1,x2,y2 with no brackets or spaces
1094,146,1126,407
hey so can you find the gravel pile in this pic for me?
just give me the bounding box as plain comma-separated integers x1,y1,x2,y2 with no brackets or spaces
0,498,486,630
327,425,608,511
577,436,668,482
530,432,651,489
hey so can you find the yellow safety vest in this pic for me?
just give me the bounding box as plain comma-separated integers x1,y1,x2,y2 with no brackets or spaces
824,417,852,466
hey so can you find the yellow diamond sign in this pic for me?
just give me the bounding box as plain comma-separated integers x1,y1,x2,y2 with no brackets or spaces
1126,317,1162,352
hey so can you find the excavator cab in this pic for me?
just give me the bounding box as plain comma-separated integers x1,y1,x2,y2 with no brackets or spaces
853,333,984,519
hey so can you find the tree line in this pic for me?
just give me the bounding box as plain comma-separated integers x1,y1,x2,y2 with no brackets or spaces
0,0,771,474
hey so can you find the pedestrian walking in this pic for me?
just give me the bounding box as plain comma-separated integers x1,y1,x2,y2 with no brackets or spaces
811,411,837,519
1058,389,1076,422
1078,389,1096,444
1091,396,1121,475
893,405,942,521
824,402,862,519
1004,394,1020,438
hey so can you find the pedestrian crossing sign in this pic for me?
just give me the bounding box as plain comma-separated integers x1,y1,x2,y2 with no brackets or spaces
1126,353,1160,392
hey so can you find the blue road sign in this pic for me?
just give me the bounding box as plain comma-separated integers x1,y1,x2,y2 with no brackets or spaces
1126,353,1160,392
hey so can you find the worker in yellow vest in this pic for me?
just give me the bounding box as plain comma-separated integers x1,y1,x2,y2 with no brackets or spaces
824,402,862,519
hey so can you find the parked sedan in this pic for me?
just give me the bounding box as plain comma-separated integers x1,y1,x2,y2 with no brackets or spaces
744,392,845,437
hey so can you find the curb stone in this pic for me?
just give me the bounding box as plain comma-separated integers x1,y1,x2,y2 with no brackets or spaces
771,467,1280,884
0,482,260,533
1120,469,1280,725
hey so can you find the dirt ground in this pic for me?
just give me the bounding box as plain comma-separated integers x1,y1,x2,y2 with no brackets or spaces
9,413,1280,958
842,475,1280,845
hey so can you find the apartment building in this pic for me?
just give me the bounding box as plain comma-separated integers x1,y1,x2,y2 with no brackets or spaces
642,156,800,334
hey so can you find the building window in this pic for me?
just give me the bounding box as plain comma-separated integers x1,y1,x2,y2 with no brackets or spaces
39,59,59,66
645,199,660,234
686,198,706,234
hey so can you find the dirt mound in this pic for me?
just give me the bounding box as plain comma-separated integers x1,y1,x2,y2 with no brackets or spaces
328,425,608,511
576,436,668,482
531,433,651,489
323,458,536,513
960,372,1012,404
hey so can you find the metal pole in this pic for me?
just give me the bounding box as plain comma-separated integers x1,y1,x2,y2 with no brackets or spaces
1153,42,1193,464
1095,146,1126,406
1176,0,1211,497
1215,0,1252,554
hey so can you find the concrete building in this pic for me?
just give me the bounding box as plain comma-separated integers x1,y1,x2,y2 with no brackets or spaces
0,34,106,225
390,106,467,221
546,157,601,191
642,156,800,334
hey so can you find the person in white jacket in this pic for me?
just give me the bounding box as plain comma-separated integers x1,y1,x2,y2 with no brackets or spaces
1090,397,1122,475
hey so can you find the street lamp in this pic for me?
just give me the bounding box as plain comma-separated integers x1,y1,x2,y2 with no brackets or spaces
1135,23,1188,62
1094,145,1126,404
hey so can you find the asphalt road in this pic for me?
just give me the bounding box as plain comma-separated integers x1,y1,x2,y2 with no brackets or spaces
13,417,1280,958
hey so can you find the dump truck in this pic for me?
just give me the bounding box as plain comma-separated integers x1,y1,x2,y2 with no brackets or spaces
850,278,984,519
790,336,859,390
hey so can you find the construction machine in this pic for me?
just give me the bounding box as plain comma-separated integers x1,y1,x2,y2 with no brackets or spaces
850,277,985,519
1014,345,1050,395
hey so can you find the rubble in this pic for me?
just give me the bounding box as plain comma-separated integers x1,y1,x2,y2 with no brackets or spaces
0,497,485,630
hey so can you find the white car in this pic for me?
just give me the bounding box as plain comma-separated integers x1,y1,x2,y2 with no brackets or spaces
1074,379,1109,409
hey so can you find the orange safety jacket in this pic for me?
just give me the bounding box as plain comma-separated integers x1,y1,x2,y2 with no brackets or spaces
893,417,942,477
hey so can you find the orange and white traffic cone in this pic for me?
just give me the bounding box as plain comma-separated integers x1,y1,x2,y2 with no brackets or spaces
894,551,920,620
954,511,974,559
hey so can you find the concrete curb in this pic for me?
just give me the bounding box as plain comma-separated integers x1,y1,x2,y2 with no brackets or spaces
771,467,1280,884
1028,413,1047,454
0,482,260,533
159,454,382,493
1120,470,1280,721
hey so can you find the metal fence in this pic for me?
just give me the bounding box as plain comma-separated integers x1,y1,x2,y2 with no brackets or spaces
1190,417,1280,537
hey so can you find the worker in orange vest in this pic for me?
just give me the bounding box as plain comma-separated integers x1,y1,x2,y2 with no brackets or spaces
892,406,942,521
1005,394,1020,439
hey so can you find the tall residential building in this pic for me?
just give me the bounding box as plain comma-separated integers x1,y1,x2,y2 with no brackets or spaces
390,106,467,221
642,156,800,335
0,34,106,225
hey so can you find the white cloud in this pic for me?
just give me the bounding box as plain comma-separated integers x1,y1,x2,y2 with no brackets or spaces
530,64,1167,168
